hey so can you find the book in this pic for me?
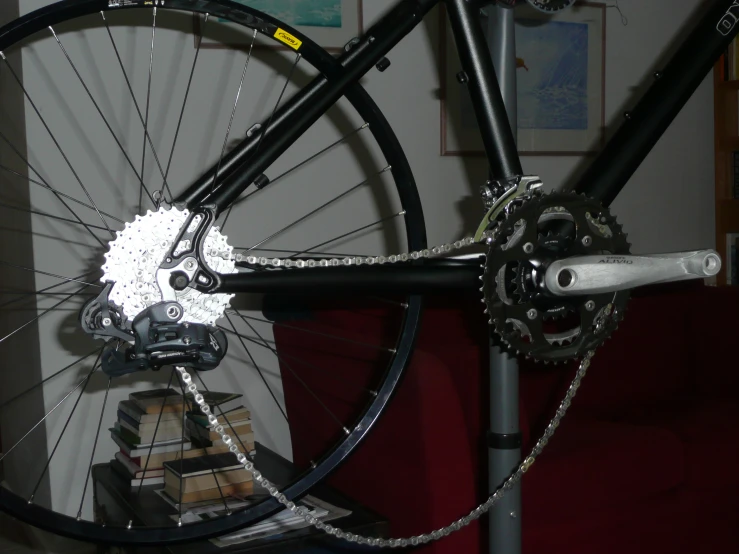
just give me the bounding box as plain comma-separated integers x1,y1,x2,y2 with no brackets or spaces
163,452,249,479
111,427,191,457
131,388,243,415
154,488,264,512
164,466,253,494
119,399,182,425
187,405,251,427
122,444,234,470
130,389,185,414
164,481,254,504
118,417,185,444
117,408,183,433
111,458,165,488
190,432,255,449
114,451,165,479
186,419,252,442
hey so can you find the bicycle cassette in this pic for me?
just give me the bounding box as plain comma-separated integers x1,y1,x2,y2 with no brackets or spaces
483,191,631,362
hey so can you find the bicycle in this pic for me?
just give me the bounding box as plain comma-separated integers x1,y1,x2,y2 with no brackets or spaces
0,0,729,549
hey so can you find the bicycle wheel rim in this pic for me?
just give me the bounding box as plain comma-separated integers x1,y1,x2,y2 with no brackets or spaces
0,0,426,544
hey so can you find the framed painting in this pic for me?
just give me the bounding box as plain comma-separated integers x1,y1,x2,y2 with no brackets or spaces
441,2,606,156
195,0,363,52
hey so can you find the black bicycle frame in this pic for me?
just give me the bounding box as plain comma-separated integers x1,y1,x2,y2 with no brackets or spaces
175,0,739,296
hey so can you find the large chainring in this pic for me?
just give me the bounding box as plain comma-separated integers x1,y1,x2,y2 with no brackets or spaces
484,191,631,362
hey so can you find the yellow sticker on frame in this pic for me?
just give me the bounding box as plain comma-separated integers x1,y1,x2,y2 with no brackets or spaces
274,28,302,50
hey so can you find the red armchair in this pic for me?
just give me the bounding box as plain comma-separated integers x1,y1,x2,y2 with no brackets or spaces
271,283,739,553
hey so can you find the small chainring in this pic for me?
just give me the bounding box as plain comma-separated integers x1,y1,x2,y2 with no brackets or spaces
483,191,631,362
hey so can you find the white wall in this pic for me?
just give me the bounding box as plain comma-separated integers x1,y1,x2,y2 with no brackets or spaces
2,0,714,522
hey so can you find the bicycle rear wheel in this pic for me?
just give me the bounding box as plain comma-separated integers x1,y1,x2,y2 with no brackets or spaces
0,0,425,544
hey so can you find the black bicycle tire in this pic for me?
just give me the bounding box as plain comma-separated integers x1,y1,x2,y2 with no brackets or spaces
0,0,426,545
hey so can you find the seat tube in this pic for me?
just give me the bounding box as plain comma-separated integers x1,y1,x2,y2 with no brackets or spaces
484,5,522,554
445,0,522,181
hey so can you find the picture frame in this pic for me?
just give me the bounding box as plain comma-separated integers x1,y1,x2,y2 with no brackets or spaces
440,2,606,156
194,0,363,52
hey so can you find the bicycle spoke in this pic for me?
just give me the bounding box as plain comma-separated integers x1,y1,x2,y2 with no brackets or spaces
163,14,209,185
0,270,100,311
230,311,395,353
49,27,156,207
139,8,157,213
77,374,112,520
0,163,125,226
221,51,300,230
224,313,287,422
136,368,176,498
0,138,110,249
246,166,391,252
0,261,101,289
221,322,377,393
289,211,406,258
0,283,92,345
233,124,369,208
225,322,348,434
211,29,258,195
0,52,116,238
0,355,101,464
29,348,104,504
101,11,172,205
0,348,99,411
0,202,109,233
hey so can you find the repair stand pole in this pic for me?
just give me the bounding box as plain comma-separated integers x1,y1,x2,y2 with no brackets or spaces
485,5,522,554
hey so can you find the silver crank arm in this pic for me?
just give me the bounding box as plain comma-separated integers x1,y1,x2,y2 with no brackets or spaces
544,250,722,296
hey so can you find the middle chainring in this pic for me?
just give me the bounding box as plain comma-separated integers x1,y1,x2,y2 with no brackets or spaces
483,191,631,362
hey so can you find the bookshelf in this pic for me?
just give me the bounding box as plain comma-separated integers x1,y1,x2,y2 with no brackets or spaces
714,55,739,285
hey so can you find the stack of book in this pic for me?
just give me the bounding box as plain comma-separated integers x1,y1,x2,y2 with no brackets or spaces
110,388,254,490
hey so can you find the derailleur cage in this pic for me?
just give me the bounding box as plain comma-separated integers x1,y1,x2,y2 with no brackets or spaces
99,300,228,377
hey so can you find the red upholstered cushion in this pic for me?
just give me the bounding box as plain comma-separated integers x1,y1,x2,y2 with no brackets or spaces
634,397,739,504
521,418,684,526
553,293,695,421
684,286,739,396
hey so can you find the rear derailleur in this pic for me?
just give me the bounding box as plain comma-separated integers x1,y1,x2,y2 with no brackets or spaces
80,282,228,377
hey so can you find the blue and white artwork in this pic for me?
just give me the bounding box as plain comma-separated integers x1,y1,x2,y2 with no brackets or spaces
230,0,342,28
515,19,588,131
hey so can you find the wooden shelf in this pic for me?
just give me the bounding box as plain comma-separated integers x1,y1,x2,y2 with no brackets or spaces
717,199,739,226
714,57,738,285
719,137,739,151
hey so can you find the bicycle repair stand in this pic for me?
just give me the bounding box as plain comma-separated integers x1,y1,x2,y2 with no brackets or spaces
485,5,522,554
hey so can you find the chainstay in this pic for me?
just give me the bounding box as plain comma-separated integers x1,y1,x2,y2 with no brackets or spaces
176,350,595,547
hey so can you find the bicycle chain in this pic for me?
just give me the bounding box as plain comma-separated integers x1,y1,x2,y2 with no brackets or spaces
177,350,594,547
167,190,599,547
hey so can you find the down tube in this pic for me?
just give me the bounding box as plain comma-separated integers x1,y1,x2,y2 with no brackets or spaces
444,0,522,181
574,0,739,206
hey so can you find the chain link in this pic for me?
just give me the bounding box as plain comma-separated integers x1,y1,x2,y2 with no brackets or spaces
234,236,479,269
176,350,594,547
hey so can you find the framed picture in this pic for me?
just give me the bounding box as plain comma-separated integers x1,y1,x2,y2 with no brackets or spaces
441,2,606,156
195,0,363,52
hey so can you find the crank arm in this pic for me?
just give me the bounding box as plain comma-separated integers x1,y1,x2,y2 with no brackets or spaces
544,250,722,296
